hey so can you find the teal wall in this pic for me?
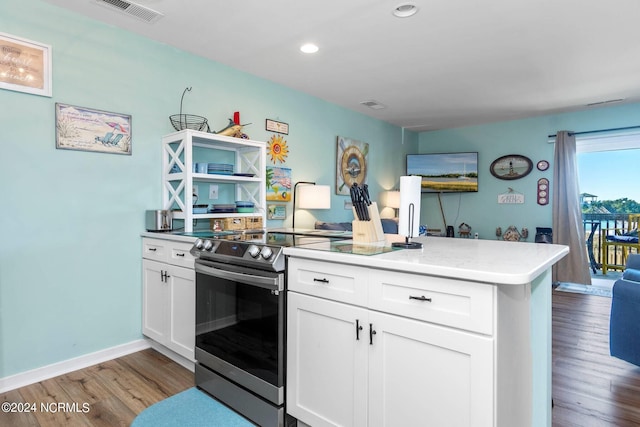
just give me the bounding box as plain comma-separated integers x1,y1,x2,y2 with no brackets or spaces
418,102,640,240
3,0,638,388
0,0,416,378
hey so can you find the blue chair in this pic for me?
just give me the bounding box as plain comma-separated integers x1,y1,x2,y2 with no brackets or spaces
610,254,640,366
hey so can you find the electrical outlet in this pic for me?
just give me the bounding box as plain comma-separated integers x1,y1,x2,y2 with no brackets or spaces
209,184,219,199
344,200,353,210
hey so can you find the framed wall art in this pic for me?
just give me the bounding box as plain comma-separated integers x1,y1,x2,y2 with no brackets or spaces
0,32,52,97
55,103,132,155
266,166,292,201
336,136,368,195
489,154,533,180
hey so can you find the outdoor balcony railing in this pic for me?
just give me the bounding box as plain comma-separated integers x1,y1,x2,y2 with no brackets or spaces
583,213,640,273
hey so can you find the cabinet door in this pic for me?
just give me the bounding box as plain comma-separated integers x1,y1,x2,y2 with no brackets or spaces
166,264,195,360
142,259,169,343
368,311,494,427
287,292,368,427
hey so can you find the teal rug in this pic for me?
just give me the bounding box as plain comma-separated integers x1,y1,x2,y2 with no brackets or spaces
131,388,255,427
555,282,613,297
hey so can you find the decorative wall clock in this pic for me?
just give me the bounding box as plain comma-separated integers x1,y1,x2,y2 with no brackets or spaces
489,154,533,180
537,160,549,171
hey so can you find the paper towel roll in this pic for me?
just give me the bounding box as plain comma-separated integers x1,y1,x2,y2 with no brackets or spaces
398,175,422,237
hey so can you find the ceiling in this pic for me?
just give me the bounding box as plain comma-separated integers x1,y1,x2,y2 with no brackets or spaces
43,0,640,132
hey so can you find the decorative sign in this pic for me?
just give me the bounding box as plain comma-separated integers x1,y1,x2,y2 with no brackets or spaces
498,188,524,204
266,119,289,134
0,32,52,97
267,204,286,220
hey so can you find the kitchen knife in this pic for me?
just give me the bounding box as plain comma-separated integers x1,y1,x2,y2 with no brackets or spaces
350,184,363,220
360,185,370,220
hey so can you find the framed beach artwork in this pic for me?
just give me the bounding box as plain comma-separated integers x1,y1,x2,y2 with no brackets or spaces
266,166,292,202
336,136,368,195
55,103,132,155
0,32,52,97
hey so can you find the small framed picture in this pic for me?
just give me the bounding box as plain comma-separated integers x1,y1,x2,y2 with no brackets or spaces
267,204,287,220
0,32,52,97
55,103,132,155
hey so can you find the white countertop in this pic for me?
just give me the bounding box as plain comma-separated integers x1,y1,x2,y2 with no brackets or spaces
283,236,569,285
141,231,200,243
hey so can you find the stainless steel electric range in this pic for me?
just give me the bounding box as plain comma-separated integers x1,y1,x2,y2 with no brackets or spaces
189,231,348,427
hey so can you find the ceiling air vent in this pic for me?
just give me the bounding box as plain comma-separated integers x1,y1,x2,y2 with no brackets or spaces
93,0,164,23
586,98,624,107
360,100,386,110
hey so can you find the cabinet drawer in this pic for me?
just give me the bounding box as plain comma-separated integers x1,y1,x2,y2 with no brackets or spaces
142,238,195,269
168,241,196,269
143,238,166,262
369,270,494,335
287,258,368,306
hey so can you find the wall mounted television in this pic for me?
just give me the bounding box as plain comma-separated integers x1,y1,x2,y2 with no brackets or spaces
407,152,479,193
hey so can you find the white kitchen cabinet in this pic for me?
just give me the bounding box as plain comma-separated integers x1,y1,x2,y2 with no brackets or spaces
162,129,266,232
287,292,368,427
142,237,195,362
287,257,526,427
367,311,493,427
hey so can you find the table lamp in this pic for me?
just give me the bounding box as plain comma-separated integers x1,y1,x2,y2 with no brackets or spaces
382,190,401,218
293,181,331,229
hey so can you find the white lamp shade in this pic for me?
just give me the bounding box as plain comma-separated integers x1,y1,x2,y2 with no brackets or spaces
298,185,331,209
382,190,401,209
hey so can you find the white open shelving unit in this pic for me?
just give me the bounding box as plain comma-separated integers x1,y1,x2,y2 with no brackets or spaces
162,129,266,232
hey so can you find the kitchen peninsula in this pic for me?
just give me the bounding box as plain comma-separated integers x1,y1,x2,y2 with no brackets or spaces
284,236,568,427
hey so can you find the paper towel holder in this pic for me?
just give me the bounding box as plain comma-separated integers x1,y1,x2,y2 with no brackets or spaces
392,202,423,249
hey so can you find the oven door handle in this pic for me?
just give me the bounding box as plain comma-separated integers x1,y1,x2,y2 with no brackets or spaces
195,263,283,291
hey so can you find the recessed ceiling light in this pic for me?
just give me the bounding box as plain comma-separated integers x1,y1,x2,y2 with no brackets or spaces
300,43,319,54
393,3,419,18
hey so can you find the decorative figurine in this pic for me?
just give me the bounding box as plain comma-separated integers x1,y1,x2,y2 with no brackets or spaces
502,225,522,241
458,223,472,238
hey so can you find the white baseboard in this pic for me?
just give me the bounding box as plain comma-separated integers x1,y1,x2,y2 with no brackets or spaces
0,339,151,393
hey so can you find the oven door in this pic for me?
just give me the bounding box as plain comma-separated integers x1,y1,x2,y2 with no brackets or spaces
194,259,285,405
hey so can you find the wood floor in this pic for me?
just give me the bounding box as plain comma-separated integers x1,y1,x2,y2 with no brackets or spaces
0,349,193,427
2,289,640,427
552,288,640,426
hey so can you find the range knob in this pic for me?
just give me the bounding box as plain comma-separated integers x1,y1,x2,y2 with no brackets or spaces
194,238,204,250
247,244,261,258
203,240,214,251
260,246,273,260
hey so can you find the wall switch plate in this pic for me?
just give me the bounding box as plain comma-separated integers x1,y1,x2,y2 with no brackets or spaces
209,184,219,199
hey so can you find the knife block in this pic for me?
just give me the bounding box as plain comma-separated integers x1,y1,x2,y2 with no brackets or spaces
352,202,385,243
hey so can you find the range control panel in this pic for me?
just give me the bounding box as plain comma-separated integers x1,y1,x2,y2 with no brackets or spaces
190,239,285,272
